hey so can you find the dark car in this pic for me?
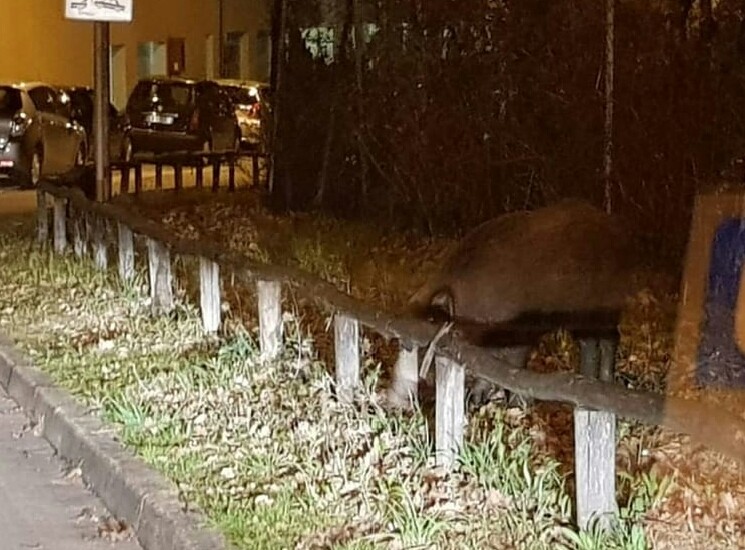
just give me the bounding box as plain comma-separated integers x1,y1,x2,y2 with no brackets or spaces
0,82,87,186
60,86,132,162
212,79,269,151
125,76,241,156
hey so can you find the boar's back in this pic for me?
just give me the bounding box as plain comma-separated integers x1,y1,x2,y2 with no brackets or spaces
409,200,640,324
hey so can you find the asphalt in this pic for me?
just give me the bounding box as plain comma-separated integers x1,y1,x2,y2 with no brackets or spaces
0,386,142,550
0,160,258,216
0,166,163,216
0,186,37,215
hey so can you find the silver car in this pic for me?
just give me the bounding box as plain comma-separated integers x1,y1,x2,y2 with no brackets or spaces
213,79,268,150
0,82,87,187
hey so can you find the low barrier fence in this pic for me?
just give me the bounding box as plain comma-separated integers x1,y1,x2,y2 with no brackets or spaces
67,150,269,200
110,150,269,194
34,178,745,531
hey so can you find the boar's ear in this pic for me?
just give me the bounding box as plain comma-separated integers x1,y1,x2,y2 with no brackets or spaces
429,288,455,320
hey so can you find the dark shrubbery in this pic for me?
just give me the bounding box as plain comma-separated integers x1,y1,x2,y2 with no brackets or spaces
271,0,745,268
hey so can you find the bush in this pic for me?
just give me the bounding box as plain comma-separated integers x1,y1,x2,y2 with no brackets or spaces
271,0,745,268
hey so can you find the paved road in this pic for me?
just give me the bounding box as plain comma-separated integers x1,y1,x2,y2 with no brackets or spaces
0,187,37,215
0,388,142,549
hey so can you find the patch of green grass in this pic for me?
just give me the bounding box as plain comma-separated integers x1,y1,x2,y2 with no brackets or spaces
0,216,669,549
380,483,450,547
289,232,351,290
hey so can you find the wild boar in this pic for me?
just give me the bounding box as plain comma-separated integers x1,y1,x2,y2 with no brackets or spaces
387,199,641,408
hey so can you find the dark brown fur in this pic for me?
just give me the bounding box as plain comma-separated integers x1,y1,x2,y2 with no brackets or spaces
388,199,643,407
410,199,640,323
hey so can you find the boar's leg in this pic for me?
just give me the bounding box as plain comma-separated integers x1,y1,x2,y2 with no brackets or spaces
599,338,617,382
501,345,535,408
579,337,618,382
467,345,532,407
387,287,456,410
387,345,420,409
579,339,601,378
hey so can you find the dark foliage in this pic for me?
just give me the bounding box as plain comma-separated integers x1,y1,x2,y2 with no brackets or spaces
271,0,745,269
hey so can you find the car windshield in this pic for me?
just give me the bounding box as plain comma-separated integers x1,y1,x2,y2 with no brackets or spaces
227,86,258,106
129,81,192,111
70,91,93,115
0,87,22,116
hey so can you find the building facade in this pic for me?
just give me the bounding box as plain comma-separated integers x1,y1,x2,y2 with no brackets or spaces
0,0,270,109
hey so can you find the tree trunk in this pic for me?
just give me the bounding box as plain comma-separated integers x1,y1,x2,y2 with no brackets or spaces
699,0,716,44
351,0,369,207
268,0,288,204
677,0,694,42
314,104,337,207
603,0,615,214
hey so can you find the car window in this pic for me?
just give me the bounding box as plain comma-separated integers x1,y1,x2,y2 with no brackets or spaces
127,81,152,110
227,86,259,106
128,81,193,111
28,87,56,113
63,90,93,131
164,84,192,108
70,91,93,120
55,90,73,118
196,83,218,101
195,83,222,114
0,87,22,115
216,88,233,116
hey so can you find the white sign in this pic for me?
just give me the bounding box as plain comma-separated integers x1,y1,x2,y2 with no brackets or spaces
65,0,133,22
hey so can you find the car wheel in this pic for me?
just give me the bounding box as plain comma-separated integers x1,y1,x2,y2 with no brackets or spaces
200,135,213,165
75,144,86,167
121,136,133,163
26,149,43,188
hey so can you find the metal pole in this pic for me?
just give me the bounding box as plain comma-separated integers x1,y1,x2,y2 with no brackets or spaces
94,21,111,202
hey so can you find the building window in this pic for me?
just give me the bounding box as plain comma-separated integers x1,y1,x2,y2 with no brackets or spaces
167,37,186,76
256,30,271,82
137,42,167,79
223,31,248,79
109,44,127,110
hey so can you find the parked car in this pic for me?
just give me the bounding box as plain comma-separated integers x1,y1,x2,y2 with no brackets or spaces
212,79,269,150
125,76,241,156
60,86,132,162
0,82,87,187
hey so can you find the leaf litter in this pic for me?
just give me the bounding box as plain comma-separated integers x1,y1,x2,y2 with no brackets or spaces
2,190,745,548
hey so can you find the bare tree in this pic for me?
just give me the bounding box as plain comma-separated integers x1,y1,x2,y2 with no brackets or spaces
268,0,288,197
699,0,716,44
351,0,369,204
603,0,615,214
676,0,694,41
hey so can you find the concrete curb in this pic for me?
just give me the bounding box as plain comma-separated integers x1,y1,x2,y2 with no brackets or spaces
0,335,230,550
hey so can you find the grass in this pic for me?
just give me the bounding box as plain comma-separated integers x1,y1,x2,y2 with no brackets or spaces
0,214,674,549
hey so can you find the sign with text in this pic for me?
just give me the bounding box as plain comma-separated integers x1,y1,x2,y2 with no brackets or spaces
672,192,745,392
65,0,133,22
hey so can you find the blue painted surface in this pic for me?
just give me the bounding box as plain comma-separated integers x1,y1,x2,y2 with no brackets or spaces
697,217,745,387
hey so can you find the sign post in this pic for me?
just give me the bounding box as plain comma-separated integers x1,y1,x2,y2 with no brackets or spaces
93,22,110,202
64,1,133,202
